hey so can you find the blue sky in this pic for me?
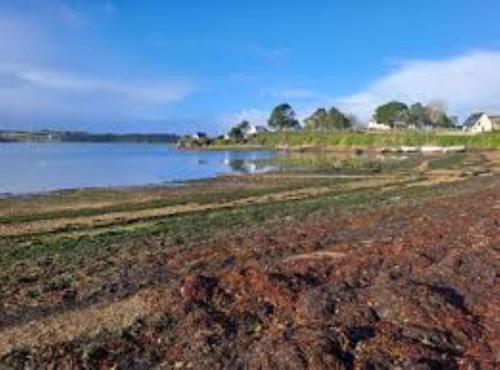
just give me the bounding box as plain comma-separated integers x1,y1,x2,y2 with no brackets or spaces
1,0,500,134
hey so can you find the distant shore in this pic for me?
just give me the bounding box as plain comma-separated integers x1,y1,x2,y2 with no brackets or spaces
0,130,179,144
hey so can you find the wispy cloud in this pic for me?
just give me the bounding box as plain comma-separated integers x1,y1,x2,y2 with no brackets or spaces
334,50,500,120
57,3,85,28
248,45,290,63
3,66,194,103
260,87,326,101
0,64,197,125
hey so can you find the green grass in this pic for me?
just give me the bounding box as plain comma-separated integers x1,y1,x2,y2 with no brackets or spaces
215,131,500,149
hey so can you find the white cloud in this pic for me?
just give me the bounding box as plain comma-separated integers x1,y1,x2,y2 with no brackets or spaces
334,50,500,121
5,66,194,104
0,64,197,125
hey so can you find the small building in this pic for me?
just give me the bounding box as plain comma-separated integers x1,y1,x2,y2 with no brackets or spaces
462,113,500,133
367,120,391,131
245,125,269,136
393,121,409,129
191,132,208,141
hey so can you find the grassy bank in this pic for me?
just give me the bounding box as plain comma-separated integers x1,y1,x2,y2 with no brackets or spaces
216,130,500,149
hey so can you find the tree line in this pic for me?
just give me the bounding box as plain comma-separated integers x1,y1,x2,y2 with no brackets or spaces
0,130,180,143
374,101,453,128
228,100,455,138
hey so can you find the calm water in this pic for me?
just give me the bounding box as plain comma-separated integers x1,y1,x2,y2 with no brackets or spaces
0,143,276,195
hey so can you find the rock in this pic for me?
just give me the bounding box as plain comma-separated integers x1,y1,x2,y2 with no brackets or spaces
444,145,466,153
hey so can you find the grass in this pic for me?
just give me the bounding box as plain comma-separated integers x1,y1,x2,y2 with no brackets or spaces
214,130,500,149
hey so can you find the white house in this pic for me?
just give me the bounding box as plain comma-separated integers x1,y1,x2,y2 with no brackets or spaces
191,132,208,140
462,113,500,133
367,120,391,131
245,125,269,136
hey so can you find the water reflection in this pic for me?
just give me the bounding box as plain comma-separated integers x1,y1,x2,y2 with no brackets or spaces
225,158,275,174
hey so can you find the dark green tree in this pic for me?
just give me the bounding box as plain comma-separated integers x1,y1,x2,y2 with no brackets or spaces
328,107,352,130
304,108,328,130
408,103,428,128
268,103,300,131
304,106,352,131
228,120,251,140
374,101,409,127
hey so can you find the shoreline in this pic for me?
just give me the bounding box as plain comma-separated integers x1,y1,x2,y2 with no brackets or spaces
2,147,494,199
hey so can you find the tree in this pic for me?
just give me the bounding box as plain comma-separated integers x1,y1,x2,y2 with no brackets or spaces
408,103,427,128
425,101,453,128
374,101,409,127
228,120,251,140
328,107,352,130
346,113,360,129
304,106,352,131
268,103,301,131
304,108,328,131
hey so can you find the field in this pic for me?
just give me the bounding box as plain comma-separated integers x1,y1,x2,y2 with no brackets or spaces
0,151,499,368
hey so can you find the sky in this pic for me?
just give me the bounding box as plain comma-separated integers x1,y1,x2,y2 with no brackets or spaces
1,0,500,134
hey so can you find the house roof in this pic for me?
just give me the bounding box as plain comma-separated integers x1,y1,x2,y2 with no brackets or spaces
463,113,484,127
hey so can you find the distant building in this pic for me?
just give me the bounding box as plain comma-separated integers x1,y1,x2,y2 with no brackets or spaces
191,132,208,140
367,120,391,131
462,113,500,133
393,121,409,129
245,125,269,137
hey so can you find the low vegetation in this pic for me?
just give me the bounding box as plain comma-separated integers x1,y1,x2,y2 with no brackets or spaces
241,130,500,149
